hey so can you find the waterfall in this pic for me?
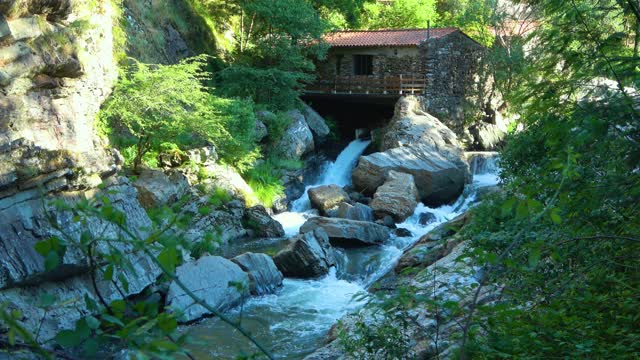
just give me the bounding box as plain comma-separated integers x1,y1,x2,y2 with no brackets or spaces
186,146,502,360
275,139,371,235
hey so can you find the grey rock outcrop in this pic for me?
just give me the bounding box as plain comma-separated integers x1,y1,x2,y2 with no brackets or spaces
183,199,248,244
370,170,419,222
469,110,509,150
352,144,468,206
244,205,285,238
299,217,390,246
275,110,315,159
166,256,249,323
273,228,335,278
308,185,350,214
232,252,283,295
0,177,161,341
302,103,331,140
133,169,190,210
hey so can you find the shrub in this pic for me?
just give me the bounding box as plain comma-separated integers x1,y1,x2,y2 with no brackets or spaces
98,55,260,172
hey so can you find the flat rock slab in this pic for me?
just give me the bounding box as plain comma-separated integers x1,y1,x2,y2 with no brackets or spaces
300,217,390,247
166,256,249,323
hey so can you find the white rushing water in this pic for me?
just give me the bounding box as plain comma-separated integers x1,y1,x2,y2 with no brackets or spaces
187,142,500,359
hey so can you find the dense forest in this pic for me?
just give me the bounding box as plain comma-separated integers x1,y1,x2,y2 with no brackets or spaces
0,0,638,359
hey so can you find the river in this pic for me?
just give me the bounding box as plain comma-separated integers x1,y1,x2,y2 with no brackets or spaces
185,140,500,359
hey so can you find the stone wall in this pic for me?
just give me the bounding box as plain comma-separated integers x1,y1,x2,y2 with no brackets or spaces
317,47,423,78
419,31,492,133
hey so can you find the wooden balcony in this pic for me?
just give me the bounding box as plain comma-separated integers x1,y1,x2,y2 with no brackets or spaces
306,74,427,96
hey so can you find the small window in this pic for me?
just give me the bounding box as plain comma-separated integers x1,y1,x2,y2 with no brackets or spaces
353,55,373,75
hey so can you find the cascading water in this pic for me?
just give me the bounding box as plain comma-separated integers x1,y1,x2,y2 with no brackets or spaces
185,142,500,359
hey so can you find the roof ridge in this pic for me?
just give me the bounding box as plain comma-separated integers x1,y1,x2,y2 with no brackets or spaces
327,27,459,33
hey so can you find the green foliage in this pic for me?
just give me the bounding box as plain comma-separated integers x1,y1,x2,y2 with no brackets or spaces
242,157,301,208
361,0,438,29
215,0,328,110
312,0,368,29
258,111,293,145
436,0,496,46
99,55,260,172
455,0,640,357
208,187,233,208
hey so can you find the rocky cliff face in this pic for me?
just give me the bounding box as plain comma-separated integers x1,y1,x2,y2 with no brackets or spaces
0,1,164,340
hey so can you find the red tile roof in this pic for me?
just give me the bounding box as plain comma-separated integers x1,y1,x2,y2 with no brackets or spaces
323,28,460,47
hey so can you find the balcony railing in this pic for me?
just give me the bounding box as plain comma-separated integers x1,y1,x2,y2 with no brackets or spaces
306,74,427,96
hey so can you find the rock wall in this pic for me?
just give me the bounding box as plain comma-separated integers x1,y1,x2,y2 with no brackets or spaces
420,31,494,134
0,1,165,341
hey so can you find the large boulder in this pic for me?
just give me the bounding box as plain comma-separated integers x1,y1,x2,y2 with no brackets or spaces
352,144,469,206
244,205,285,238
133,169,189,210
382,96,465,161
232,252,283,296
370,170,419,222
166,256,249,323
299,217,390,247
275,110,314,159
308,184,350,214
332,202,374,222
273,228,335,278
302,103,331,140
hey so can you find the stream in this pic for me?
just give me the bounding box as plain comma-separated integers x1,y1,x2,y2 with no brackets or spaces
185,140,500,359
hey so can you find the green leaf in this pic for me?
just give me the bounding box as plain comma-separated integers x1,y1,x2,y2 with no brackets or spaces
528,247,541,268
34,239,52,257
549,208,562,224
55,330,83,348
86,316,101,330
44,252,60,271
103,264,114,281
501,197,516,217
82,338,99,356
158,247,178,273
101,314,125,327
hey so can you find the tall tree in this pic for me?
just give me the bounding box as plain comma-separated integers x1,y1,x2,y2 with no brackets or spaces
361,0,439,29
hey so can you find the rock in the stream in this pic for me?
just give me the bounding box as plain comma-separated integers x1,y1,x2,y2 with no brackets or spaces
245,205,285,238
300,217,390,246
370,170,419,222
133,169,189,210
273,228,335,278
166,256,249,323
333,202,374,222
394,228,413,237
275,110,314,159
308,185,350,214
419,212,437,225
352,144,469,206
232,252,283,295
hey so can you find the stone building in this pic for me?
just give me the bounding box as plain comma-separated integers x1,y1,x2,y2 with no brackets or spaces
311,28,492,132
